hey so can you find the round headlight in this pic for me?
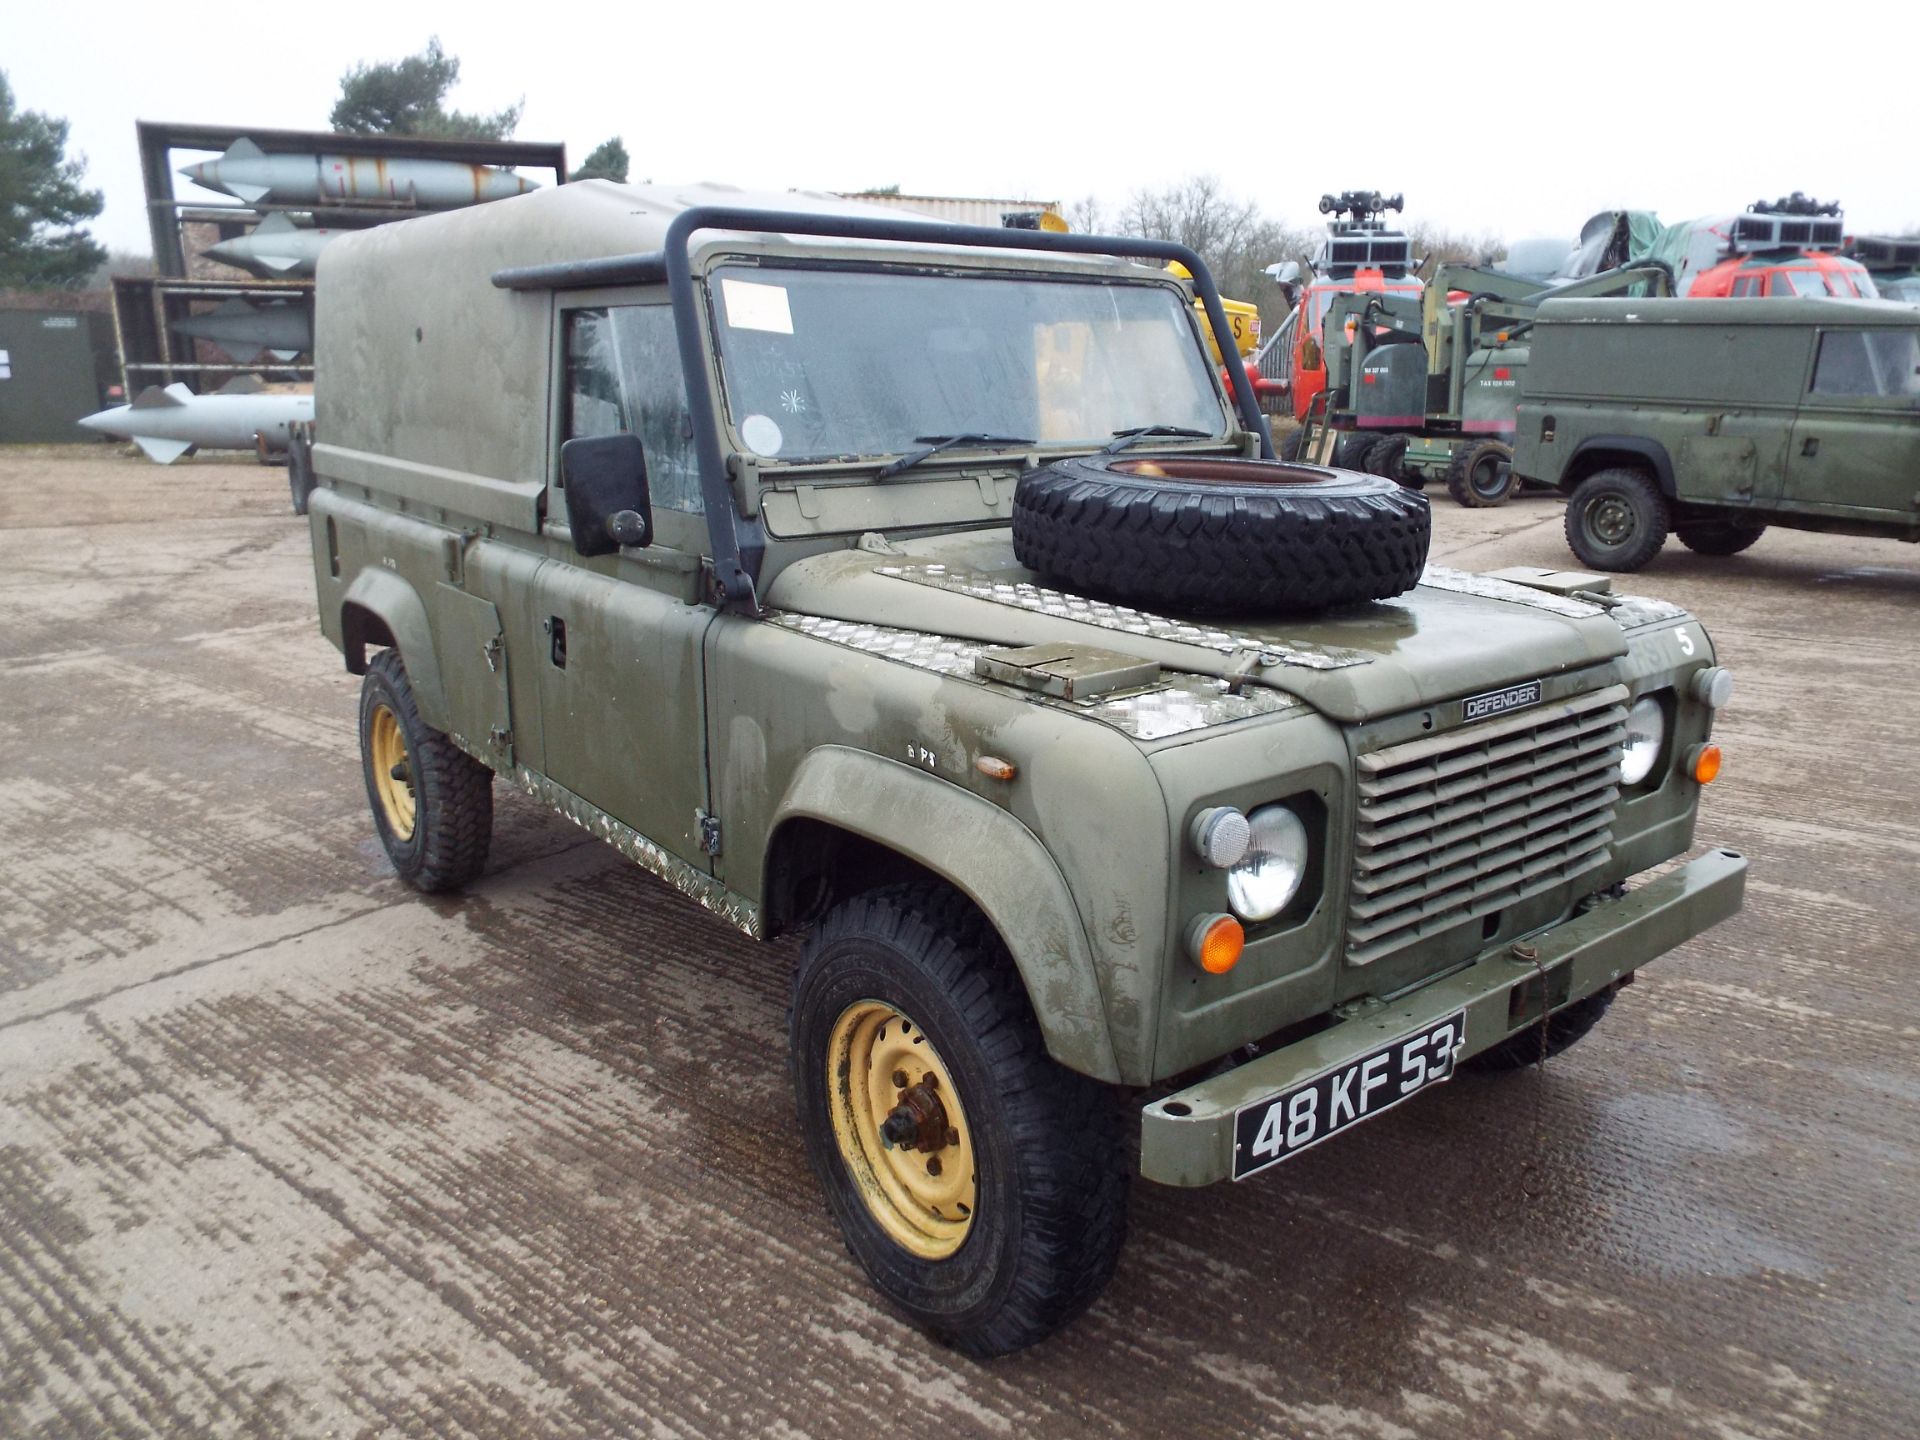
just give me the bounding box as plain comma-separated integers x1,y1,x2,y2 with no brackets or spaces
1620,695,1666,787
1226,804,1310,923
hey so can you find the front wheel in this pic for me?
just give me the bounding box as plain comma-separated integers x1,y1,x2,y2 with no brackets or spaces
790,883,1128,1357
1564,467,1670,571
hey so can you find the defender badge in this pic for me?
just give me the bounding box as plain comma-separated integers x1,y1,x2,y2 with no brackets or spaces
1463,680,1542,723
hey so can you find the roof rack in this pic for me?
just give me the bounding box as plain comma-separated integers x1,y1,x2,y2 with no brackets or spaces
1848,236,1920,271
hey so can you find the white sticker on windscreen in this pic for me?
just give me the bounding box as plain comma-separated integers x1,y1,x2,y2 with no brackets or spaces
740,414,784,455
721,278,794,335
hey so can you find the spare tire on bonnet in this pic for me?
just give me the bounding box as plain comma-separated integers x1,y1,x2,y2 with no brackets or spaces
1011,454,1430,615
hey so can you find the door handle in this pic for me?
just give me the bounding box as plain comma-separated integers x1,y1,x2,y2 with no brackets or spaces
548,616,567,668
1801,437,1820,457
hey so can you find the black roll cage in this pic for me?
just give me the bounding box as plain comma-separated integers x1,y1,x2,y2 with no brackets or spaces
495,206,1274,613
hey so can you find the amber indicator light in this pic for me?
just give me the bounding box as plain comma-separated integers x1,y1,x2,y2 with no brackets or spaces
1692,744,1723,785
1192,915,1246,975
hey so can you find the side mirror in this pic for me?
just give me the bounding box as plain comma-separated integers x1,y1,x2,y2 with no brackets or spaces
561,433,652,556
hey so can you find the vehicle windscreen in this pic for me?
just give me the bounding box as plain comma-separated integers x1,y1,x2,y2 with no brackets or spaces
1811,329,1920,399
1770,267,1876,298
708,265,1228,462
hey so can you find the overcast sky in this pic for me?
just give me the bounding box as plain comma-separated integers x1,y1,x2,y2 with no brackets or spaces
15,0,1919,258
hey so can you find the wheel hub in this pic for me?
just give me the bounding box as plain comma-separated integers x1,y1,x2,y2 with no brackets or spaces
368,704,417,841
879,1076,956,1154
827,1001,976,1259
1589,495,1635,545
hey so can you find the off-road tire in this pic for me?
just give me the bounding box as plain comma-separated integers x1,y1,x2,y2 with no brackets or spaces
1676,520,1766,557
790,882,1128,1358
1464,987,1618,1072
1564,467,1670,572
1445,440,1517,507
358,649,494,891
1364,434,1411,486
1279,427,1306,462
1012,454,1431,615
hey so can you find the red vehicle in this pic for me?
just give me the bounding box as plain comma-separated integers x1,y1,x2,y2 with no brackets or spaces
1254,191,1424,425
1565,194,1878,301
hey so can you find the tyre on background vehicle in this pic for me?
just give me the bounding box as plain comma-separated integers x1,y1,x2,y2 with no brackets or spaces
1465,987,1618,1071
1013,453,1431,615
1363,433,1411,486
1564,466,1671,572
790,882,1128,1357
1332,432,1374,471
1676,520,1766,556
1445,439,1518,508
359,649,494,891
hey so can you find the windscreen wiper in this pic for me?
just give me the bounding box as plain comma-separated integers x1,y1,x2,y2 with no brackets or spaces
874,432,1034,481
1101,425,1212,455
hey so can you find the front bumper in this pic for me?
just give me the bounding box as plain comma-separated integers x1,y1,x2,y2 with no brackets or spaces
1139,847,1747,1186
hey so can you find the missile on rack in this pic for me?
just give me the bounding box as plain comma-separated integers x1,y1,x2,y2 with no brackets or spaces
201,214,343,279
77,379,314,464
170,298,313,363
181,137,538,209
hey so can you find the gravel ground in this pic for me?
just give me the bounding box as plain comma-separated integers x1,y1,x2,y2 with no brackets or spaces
2,447,1915,1439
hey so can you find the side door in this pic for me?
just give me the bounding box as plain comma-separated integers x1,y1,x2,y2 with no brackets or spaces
534,292,718,868
1786,328,1920,521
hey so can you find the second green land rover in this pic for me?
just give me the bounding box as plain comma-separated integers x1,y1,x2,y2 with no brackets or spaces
1513,296,1920,570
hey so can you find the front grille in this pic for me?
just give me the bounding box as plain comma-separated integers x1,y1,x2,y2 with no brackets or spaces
1346,685,1628,967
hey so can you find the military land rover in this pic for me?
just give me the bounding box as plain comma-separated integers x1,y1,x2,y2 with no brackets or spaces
305,182,1747,1355
1513,296,1920,571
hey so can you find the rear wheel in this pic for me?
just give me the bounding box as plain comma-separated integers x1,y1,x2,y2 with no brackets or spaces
1676,520,1765,556
791,882,1128,1357
1465,987,1617,1072
1445,440,1517,507
358,650,494,891
1564,467,1670,572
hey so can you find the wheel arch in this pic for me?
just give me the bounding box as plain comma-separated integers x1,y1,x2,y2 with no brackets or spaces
1564,436,1676,497
339,568,450,733
765,747,1124,1084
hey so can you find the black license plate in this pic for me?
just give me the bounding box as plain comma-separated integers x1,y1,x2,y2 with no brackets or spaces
1232,1011,1466,1180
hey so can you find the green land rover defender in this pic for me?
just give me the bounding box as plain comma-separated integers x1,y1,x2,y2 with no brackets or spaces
1512,296,1920,570
303,182,1746,1355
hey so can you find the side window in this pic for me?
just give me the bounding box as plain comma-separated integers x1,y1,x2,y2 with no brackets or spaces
1729,275,1762,298
564,306,703,513
1810,329,1920,398
1813,331,1875,395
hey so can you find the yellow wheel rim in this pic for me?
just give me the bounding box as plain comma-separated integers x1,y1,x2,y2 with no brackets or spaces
368,704,416,842
827,1000,977,1260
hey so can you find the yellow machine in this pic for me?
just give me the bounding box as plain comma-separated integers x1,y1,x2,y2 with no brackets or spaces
1167,260,1261,361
